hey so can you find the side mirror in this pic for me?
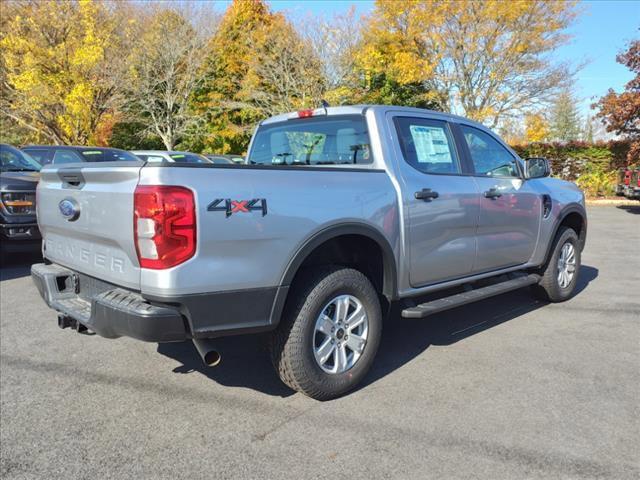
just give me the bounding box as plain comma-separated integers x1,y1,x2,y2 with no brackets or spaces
524,157,550,179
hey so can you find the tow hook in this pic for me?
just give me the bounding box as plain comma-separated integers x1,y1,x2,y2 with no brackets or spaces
57,315,95,335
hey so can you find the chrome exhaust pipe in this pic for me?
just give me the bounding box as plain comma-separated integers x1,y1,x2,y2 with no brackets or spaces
192,338,221,367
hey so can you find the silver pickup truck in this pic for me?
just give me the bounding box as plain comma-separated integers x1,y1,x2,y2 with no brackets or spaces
32,105,587,400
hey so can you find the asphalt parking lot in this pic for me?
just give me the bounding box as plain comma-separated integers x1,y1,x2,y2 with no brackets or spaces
1,205,638,479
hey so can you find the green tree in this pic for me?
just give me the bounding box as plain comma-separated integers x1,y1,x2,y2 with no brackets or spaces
550,90,582,142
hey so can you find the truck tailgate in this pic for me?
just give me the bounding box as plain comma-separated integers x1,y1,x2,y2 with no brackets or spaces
37,162,142,290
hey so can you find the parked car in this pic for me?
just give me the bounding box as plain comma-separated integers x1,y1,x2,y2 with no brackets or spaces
0,144,42,258
615,168,632,196
204,154,245,164
132,150,211,164
22,145,140,165
625,167,640,200
31,105,587,400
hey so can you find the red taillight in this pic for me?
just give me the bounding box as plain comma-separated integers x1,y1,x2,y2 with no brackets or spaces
134,185,196,269
297,109,314,118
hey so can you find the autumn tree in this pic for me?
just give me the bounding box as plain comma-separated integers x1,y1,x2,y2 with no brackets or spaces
302,8,361,105
358,0,579,126
595,37,640,162
191,0,322,153
245,15,325,117
126,7,213,150
0,0,132,145
525,113,550,143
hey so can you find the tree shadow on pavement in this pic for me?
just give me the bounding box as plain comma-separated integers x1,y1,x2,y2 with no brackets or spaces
159,265,598,399
616,205,640,214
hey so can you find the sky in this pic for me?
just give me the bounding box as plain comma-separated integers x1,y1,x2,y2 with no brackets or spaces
214,0,639,118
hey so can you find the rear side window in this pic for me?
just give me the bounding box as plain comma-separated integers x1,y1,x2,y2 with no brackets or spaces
53,150,83,164
248,115,372,166
394,117,460,174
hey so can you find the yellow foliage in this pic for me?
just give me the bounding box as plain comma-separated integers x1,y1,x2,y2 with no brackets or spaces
0,0,124,144
525,114,550,143
358,0,578,124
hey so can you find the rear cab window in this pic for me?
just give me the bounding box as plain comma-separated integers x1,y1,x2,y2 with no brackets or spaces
248,115,372,166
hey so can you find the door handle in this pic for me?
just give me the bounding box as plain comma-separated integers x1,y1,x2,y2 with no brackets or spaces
483,188,502,199
415,188,439,201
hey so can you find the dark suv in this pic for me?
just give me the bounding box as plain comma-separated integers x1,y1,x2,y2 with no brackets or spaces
0,144,42,257
22,145,139,165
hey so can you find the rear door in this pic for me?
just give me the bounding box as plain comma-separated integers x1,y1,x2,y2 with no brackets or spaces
456,124,541,272
389,114,480,287
37,162,143,289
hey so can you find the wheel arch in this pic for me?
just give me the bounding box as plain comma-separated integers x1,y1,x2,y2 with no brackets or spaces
281,223,398,298
542,204,587,265
269,223,398,326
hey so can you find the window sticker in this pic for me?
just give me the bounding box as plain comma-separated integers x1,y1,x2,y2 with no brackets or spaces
409,126,452,163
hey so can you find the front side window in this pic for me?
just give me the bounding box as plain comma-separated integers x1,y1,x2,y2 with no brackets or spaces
394,117,460,174
461,125,519,178
248,115,372,166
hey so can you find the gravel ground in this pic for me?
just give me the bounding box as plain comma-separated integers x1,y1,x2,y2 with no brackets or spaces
1,205,638,479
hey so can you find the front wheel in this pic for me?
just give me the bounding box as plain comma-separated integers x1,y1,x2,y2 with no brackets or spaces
270,266,382,400
532,226,581,302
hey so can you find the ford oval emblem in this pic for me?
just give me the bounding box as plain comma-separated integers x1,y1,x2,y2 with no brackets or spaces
58,198,80,221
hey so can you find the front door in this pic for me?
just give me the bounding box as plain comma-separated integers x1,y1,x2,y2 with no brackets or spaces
391,115,481,287
457,124,541,273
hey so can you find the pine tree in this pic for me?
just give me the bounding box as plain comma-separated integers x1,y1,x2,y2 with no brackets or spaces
550,90,582,142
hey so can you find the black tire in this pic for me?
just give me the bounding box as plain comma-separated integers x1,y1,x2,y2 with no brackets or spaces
532,226,581,302
270,266,382,400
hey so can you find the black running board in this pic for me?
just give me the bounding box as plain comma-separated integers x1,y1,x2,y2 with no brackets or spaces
401,273,540,319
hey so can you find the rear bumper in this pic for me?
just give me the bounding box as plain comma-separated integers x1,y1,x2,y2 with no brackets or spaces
31,263,187,342
31,263,284,342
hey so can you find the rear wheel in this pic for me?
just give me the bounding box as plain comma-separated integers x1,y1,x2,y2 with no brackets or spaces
270,266,382,400
532,226,581,302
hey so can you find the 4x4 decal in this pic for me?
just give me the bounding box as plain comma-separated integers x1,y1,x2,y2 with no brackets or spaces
207,198,267,217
